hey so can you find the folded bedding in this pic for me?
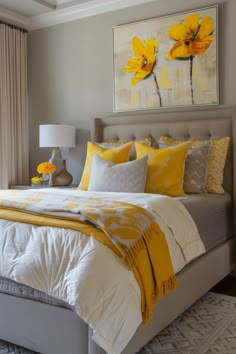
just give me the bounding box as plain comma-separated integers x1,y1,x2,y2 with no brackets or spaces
0,189,205,354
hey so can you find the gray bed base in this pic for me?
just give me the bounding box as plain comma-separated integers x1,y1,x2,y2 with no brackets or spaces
0,108,235,354
0,239,234,354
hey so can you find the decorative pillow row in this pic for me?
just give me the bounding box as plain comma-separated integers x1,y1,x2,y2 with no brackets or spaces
159,136,230,194
79,140,191,196
79,136,230,196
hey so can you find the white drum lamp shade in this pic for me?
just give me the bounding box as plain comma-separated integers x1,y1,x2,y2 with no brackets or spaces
39,124,76,148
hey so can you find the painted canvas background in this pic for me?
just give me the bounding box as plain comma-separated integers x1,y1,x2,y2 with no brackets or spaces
113,6,218,112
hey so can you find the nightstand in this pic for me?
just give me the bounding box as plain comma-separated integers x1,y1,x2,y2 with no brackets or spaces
10,185,78,190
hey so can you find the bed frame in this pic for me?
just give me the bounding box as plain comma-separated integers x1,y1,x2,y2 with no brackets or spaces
0,108,235,354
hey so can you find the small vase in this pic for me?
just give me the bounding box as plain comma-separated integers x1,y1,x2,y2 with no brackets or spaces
53,160,73,186
42,174,49,183
31,183,42,188
49,175,53,187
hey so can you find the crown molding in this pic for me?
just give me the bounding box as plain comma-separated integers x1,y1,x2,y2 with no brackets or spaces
0,7,29,28
33,0,56,10
29,0,156,31
56,0,76,4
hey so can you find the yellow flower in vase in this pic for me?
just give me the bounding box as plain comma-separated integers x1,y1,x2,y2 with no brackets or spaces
37,162,56,174
31,176,43,186
37,162,56,186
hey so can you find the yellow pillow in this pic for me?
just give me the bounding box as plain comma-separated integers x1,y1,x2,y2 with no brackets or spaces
99,138,152,160
135,141,192,196
79,142,132,190
159,136,230,194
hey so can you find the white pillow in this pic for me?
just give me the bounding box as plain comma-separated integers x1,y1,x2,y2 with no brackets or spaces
88,155,148,193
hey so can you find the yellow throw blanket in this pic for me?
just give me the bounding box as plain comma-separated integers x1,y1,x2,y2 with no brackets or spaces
0,190,176,323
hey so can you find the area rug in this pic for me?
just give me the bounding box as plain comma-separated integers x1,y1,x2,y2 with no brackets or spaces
1,292,236,354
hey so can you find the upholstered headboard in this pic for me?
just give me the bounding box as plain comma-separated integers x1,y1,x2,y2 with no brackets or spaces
92,108,236,200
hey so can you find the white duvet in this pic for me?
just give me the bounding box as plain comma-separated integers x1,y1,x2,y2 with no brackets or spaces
0,189,205,354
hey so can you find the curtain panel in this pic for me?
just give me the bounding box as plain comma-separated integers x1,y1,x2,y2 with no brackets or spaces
0,23,29,189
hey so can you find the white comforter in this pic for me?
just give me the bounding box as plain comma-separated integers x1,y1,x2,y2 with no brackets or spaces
0,189,205,354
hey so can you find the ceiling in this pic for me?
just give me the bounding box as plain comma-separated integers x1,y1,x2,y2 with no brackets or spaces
0,0,154,31
0,0,93,17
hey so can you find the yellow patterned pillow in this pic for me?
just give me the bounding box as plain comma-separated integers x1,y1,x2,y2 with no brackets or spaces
79,142,132,190
159,136,230,194
135,141,192,196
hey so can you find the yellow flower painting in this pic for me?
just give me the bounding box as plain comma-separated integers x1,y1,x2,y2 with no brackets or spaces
113,6,218,111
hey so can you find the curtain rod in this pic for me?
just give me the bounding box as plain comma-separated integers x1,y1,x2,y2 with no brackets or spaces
0,20,28,33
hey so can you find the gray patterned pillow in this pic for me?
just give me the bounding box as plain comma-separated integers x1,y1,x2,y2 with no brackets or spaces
158,140,211,194
88,155,148,193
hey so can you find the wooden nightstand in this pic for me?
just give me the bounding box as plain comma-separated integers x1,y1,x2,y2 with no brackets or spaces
10,185,78,190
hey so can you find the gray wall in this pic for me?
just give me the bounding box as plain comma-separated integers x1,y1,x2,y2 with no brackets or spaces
28,0,236,185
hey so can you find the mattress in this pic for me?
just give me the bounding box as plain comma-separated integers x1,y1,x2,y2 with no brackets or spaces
0,275,69,308
180,193,233,252
0,192,232,309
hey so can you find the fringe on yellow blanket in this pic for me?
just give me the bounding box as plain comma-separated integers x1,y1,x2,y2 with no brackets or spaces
127,222,177,323
0,206,176,323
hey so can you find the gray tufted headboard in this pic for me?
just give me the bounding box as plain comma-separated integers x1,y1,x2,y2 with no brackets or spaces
92,108,236,214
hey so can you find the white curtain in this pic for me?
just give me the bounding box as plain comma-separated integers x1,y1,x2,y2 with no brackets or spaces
0,23,29,189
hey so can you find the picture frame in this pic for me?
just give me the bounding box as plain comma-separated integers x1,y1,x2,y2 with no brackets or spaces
113,5,219,112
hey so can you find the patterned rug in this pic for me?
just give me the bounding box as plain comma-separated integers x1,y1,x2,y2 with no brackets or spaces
1,292,236,354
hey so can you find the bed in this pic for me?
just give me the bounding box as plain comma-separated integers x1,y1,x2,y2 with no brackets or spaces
0,108,235,354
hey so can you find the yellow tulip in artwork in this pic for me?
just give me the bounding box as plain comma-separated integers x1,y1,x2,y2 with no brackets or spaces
167,14,214,60
124,36,157,85
166,13,214,104
124,36,162,107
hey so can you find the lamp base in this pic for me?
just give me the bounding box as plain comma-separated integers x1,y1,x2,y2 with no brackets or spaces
49,148,63,186
53,160,73,186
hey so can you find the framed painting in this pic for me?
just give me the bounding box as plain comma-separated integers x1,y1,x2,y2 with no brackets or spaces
113,5,218,112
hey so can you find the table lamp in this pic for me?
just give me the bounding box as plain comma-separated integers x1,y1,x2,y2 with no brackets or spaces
39,124,76,186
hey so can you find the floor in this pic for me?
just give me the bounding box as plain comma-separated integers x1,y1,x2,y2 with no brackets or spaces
211,272,236,296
